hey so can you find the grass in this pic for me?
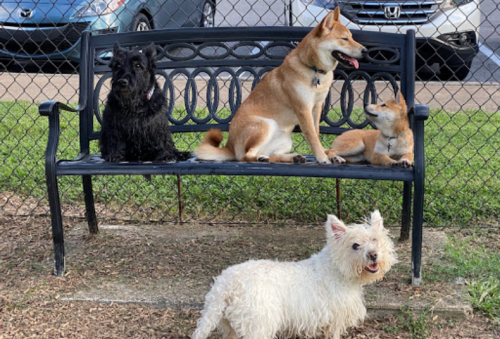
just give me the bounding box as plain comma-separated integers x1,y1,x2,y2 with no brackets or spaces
423,229,500,323
380,229,500,338
1,100,500,225
468,277,500,322
445,232,500,323
392,306,433,339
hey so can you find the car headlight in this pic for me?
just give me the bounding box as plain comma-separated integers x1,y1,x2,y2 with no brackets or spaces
450,0,475,7
73,0,125,18
299,0,337,10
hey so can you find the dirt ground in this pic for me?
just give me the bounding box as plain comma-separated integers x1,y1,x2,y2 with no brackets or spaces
0,214,499,339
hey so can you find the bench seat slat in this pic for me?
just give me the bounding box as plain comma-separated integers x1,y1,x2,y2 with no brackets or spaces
55,155,414,181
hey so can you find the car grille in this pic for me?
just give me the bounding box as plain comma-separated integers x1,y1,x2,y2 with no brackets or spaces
0,22,89,55
337,0,443,25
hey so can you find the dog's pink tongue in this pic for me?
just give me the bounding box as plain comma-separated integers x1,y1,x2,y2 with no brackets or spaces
345,55,359,69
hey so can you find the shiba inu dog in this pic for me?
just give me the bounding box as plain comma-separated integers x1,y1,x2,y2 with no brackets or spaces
326,90,414,167
195,8,366,164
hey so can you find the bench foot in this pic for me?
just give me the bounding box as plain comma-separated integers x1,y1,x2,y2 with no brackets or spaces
400,181,412,241
412,174,424,286
47,173,66,276
177,175,183,223
82,175,98,234
412,272,421,286
54,245,65,277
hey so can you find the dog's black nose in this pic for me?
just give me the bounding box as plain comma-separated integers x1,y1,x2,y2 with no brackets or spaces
118,78,129,87
361,48,368,55
369,251,378,261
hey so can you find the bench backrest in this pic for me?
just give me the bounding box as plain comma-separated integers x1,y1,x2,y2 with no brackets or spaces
77,27,415,153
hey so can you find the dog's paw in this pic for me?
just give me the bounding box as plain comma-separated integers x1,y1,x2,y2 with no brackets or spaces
316,156,331,165
161,155,177,163
293,155,307,164
104,155,124,162
257,155,270,162
332,156,346,165
397,159,413,168
176,151,192,161
390,160,399,167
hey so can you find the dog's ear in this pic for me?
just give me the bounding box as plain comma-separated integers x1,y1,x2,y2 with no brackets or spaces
144,43,157,69
333,6,340,22
110,42,124,69
395,89,405,105
113,42,123,57
370,210,384,228
326,214,347,239
320,10,337,33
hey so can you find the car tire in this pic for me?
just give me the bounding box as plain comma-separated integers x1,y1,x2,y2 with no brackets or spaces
132,13,151,32
439,60,472,81
200,0,215,27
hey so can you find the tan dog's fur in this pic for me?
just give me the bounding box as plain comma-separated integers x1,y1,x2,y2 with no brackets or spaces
326,91,414,167
195,8,366,164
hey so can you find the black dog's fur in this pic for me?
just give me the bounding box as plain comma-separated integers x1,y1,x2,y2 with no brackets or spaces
99,42,190,162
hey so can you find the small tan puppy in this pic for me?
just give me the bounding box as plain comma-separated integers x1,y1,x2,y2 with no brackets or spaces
195,8,366,164
326,91,414,167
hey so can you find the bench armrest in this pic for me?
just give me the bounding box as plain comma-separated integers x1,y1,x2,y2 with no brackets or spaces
410,104,429,121
39,100,86,117
40,100,88,174
411,103,427,194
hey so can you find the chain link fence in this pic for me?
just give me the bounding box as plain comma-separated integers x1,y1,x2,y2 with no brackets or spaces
0,0,498,227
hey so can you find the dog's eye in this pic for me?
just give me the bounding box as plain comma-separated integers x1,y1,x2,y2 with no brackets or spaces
342,37,348,41
381,104,386,107
135,63,143,70
352,243,360,250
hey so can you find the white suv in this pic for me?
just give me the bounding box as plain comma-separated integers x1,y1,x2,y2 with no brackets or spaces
286,0,480,80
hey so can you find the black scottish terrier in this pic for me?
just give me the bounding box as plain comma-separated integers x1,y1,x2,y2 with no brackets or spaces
99,42,191,162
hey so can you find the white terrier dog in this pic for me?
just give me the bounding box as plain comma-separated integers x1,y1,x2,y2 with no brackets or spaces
192,210,397,339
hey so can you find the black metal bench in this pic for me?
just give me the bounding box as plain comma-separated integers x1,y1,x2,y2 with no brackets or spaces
39,26,429,285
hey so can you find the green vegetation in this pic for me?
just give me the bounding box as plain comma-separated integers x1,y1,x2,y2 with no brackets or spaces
424,230,500,323
394,306,433,339
1,101,499,225
468,277,500,322
445,233,500,322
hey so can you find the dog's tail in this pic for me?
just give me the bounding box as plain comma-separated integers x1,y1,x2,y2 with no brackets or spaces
191,288,227,339
194,129,236,161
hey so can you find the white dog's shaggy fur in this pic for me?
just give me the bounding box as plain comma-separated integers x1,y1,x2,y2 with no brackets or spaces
192,210,397,339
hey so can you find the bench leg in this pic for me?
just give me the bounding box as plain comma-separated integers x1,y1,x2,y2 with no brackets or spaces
412,178,424,286
47,173,65,277
177,175,183,223
82,175,99,234
400,181,412,241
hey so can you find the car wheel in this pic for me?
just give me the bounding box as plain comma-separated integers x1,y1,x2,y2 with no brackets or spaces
200,0,215,27
132,13,151,32
439,60,472,81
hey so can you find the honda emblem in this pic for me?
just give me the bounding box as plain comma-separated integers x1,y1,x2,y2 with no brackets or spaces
384,6,401,19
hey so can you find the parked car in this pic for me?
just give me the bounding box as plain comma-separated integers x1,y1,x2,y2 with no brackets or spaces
285,0,480,80
0,0,216,67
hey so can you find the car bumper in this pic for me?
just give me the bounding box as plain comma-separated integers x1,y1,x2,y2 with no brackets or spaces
0,15,123,62
416,34,479,68
291,2,480,39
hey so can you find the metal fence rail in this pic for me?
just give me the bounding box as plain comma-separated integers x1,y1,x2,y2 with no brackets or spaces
0,0,499,227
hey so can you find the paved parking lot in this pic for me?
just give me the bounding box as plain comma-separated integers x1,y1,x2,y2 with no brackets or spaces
0,0,498,109
215,0,500,84
1,73,498,112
